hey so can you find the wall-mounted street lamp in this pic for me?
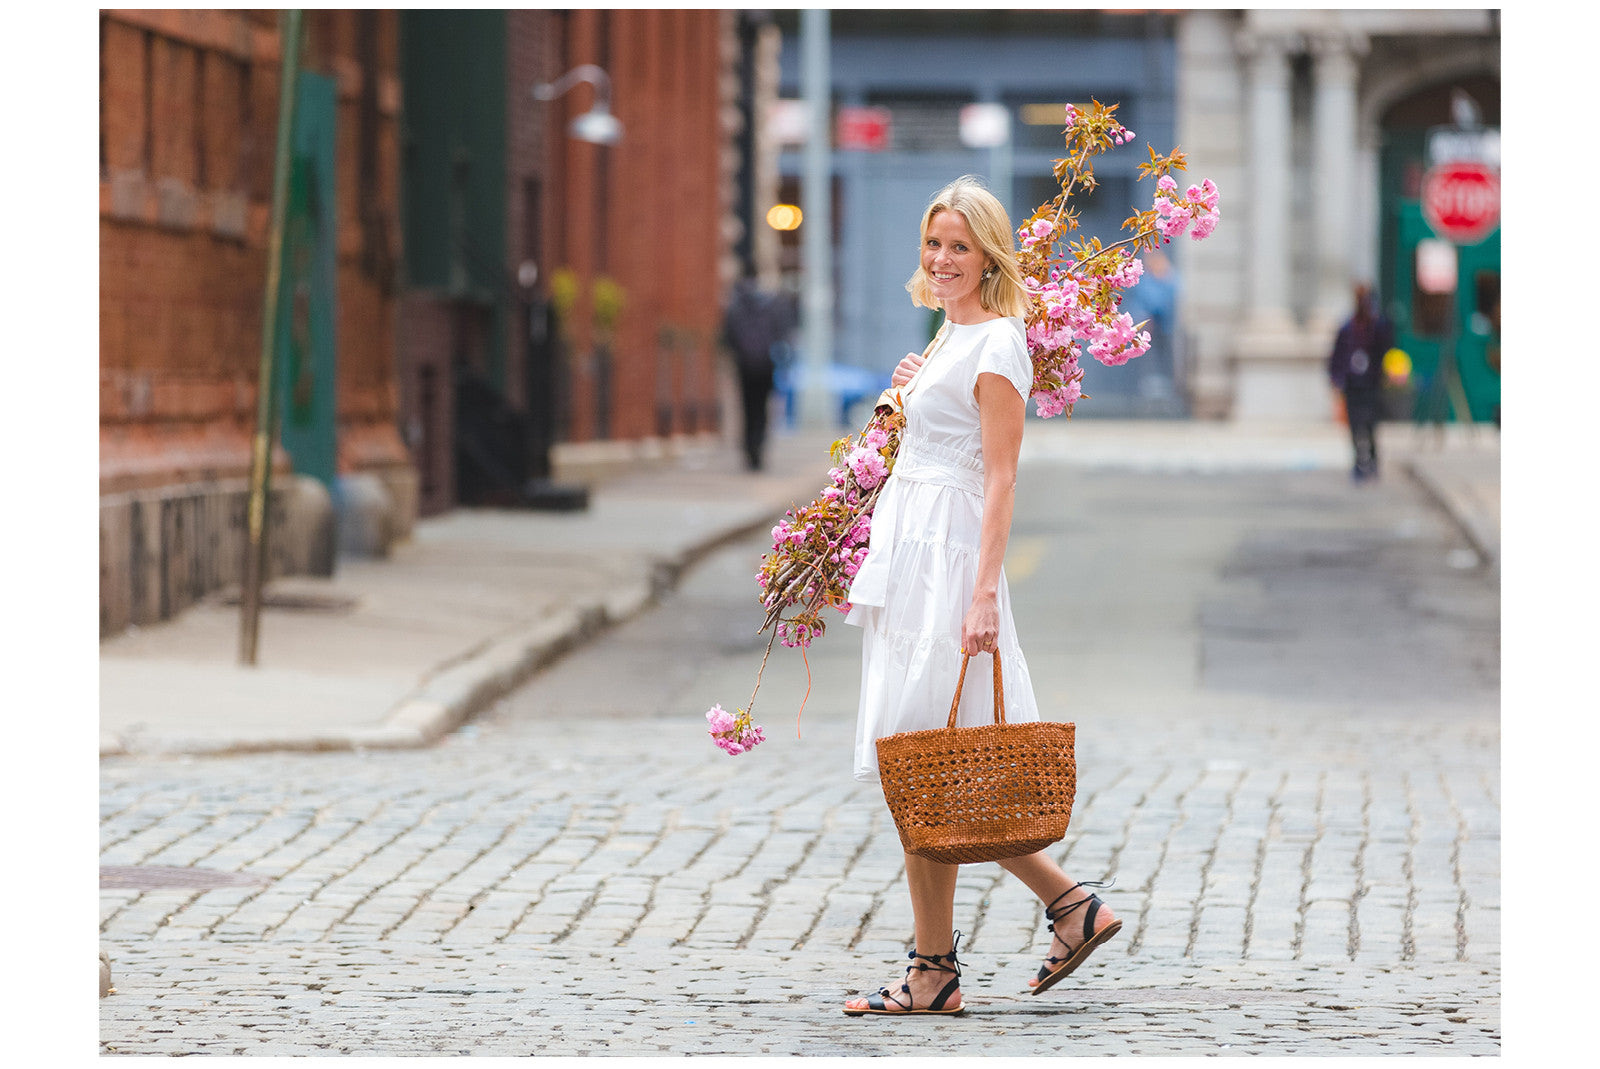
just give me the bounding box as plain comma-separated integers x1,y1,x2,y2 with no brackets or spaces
532,64,623,145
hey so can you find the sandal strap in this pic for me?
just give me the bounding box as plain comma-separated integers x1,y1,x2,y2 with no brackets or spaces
927,973,961,1012
1043,879,1116,940
908,929,963,979
865,985,909,1012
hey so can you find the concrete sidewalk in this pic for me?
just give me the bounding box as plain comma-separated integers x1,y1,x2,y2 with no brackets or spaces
99,418,1498,758
99,428,839,758
1393,424,1501,573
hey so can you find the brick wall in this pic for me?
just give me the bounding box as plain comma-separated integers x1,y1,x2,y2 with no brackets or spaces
391,10,738,511
505,9,563,415
100,9,413,634
551,9,735,445
100,9,410,493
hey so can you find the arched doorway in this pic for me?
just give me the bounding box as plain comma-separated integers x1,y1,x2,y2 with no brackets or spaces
1377,75,1500,424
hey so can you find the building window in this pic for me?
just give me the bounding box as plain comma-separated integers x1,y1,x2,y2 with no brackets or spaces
863,93,967,154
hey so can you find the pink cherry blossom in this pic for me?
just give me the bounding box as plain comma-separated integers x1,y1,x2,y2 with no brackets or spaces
1033,390,1066,418
707,704,766,755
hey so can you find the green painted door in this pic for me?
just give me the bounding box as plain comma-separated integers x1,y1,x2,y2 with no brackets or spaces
1381,124,1501,425
276,71,340,486
1391,203,1500,424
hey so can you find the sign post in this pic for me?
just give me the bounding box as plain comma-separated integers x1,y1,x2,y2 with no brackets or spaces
239,10,304,666
1416,122,1499,430
798,9,834,428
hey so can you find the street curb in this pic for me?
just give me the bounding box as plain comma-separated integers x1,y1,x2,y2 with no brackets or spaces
1402,458,1499,575
99,501,799,760
366,504,791,750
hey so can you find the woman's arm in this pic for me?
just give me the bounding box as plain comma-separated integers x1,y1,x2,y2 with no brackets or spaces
962,372,1026,656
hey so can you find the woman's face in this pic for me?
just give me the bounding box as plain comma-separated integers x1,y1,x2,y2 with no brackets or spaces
922,210,991,316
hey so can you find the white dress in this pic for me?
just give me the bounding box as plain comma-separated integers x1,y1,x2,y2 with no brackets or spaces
843,315,1042,782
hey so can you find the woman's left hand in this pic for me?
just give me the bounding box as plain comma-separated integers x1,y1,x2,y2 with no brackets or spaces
961,592,1001,656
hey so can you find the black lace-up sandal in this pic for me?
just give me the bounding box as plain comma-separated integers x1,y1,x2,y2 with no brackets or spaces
1029,880,1122,995
843,932,965,1016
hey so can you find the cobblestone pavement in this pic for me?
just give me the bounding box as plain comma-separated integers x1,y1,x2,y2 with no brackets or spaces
100,464,1500,1055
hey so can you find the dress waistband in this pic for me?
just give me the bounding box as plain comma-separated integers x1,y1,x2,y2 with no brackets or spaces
893,432,984,495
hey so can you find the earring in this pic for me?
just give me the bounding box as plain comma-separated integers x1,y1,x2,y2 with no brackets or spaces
982,268,993,280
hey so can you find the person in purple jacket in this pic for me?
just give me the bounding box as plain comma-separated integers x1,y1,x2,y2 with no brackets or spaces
1328,283,1394,481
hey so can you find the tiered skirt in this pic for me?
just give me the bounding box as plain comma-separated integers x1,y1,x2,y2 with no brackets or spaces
844,468,1040,783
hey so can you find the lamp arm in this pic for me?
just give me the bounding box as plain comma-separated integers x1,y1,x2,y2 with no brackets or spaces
532,64,612,109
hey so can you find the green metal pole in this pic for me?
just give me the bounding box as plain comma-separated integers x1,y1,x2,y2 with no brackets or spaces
240,9,304,666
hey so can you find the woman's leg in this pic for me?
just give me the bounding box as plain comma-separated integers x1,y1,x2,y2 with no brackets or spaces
904,852,959,957
998,851,1120,988
843,853,961,1012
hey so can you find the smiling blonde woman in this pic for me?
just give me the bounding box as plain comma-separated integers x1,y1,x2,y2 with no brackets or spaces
841,176,1121,1017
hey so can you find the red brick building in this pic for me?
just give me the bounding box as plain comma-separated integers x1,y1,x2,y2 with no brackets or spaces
100,9,750,633
99,10,411,635
551,8,737,445
398,9,743,515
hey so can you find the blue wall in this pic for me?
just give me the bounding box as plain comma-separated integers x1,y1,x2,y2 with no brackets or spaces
779,27,1183,416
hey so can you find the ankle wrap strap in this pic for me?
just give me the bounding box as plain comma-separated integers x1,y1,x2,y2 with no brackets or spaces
908,930,963,978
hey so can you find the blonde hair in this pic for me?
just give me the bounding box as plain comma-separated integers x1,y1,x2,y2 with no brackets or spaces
905,175,1029,320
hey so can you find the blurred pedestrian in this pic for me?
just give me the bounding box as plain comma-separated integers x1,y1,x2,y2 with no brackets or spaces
1126,247,1176,340
1328,283,1394,481
841,176,1119,1017
721,275,796,471
1121,248,1179,402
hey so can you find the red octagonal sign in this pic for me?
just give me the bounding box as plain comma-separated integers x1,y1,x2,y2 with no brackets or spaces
1421,161,1501,245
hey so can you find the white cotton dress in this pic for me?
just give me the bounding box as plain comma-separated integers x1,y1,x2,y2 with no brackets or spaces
843,315,1042,783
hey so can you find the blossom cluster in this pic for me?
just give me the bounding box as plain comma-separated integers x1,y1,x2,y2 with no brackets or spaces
757,411,903,649
1153,175,1220,241
1014,100,1220,419
706,703,765,756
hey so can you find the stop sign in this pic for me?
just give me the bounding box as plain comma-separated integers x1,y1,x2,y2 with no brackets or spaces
1421,161,1501,244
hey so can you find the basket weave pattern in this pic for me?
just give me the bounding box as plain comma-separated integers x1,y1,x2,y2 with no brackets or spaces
876,654,1077,865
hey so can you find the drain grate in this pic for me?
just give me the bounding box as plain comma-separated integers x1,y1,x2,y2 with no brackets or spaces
99,866,271,891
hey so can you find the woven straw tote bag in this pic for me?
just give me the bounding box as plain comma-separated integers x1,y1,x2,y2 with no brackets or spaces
875,652,1076,865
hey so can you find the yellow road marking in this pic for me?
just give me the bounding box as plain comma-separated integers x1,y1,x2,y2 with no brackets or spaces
1006,536,1048,580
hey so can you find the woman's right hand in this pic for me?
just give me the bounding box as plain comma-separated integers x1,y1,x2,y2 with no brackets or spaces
890,352,925,388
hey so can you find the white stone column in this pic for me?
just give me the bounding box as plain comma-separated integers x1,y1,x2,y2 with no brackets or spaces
1241,30,1295,334
1174,9,1247,420
1231,29,1329,420
1308,30,1368,334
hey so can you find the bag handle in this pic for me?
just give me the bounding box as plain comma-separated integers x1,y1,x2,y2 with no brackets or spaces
946,651,1005,729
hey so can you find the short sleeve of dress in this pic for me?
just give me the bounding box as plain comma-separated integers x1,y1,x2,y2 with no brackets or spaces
973,318,1033,401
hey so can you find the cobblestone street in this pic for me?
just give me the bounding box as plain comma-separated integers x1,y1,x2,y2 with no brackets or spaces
99,461,1501,1055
